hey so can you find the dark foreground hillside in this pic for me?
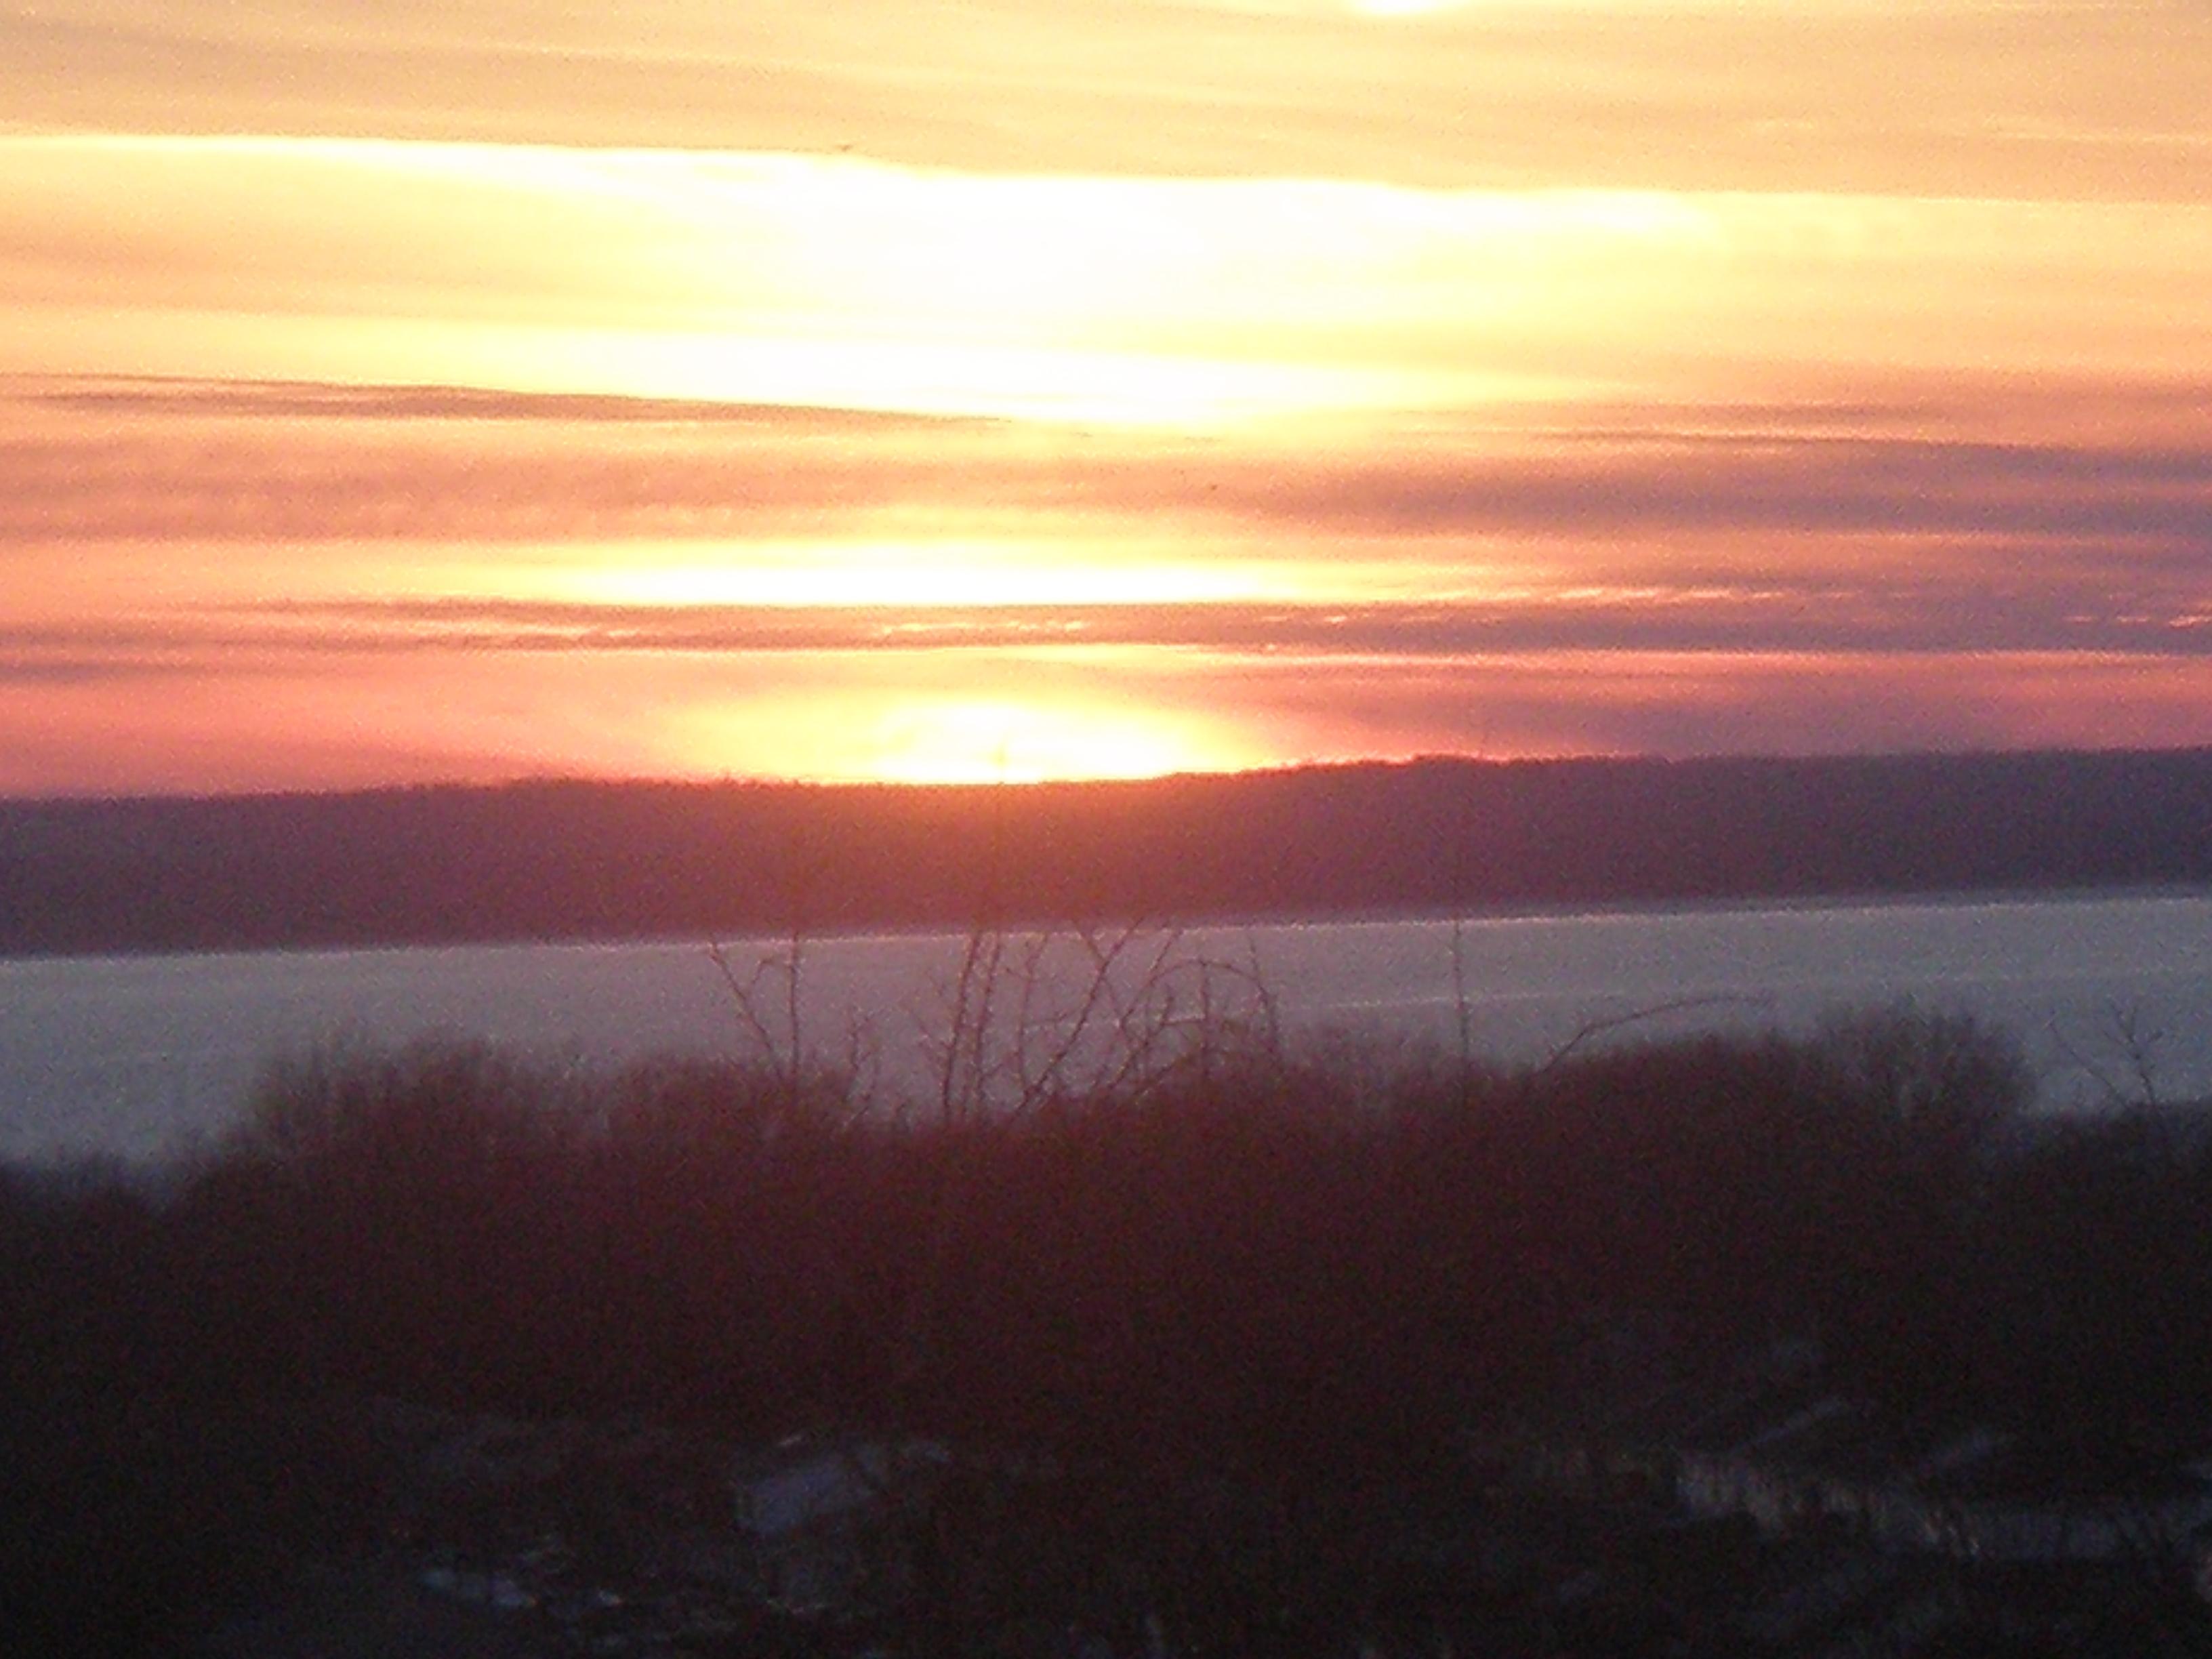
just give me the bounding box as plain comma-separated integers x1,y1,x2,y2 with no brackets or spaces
5,746,2212,954
11,1005,2212,1654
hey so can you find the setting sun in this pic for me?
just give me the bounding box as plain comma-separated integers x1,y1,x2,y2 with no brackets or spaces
867,697,1240,785
3,0,2211,794
664,680,1260,787
13,3,2212,1641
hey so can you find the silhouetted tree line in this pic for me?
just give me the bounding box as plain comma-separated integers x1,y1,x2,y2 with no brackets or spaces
11,1004,2212,1648
7,746,2212,954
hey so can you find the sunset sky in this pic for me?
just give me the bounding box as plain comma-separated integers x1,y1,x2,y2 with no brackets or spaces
5,0,2211,793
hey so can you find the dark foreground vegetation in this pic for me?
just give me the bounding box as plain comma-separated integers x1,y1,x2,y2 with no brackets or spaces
10,1004,2212,1652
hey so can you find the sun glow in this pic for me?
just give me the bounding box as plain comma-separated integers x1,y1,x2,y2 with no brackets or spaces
869,697,1240,784
16,135,2205,446
671,687,1259,785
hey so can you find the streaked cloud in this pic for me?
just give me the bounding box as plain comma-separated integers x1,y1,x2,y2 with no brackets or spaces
5,138,2208,422
13,588,2211,672
8,377,2207,600
15,625,2212,795
1,1,2208,790
9,1,2209,199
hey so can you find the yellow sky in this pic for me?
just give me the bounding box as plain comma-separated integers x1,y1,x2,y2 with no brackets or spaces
3,1,2210,790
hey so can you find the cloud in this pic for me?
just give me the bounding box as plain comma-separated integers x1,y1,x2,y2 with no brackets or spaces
19,609,2212,795
1195,647,2212,764
10,569,2211,687
24,376,966,430
7,0,2209,200
1224,432,2212,550
5,5,2209,792
5,138,2207,428
7,377,2207,625
0,374,1021,545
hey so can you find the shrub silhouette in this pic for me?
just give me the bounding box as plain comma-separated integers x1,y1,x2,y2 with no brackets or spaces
20,999,2212,1652
144,1005,2043,1452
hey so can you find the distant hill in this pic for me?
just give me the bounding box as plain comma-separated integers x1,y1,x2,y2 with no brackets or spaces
4,749,2212,956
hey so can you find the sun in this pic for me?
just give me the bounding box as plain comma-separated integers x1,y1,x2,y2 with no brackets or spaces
870,697,1234,785
650,626,1273,787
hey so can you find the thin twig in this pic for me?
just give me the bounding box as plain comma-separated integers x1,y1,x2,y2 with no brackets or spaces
1532,992,1774,1080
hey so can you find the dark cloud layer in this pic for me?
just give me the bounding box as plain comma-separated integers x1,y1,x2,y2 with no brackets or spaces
6,377,2207,599
1250,437,2212,549
26,377,985,430
7,584,2210,693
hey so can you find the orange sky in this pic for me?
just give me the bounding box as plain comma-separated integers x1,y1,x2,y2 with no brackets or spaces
4,1,2211,792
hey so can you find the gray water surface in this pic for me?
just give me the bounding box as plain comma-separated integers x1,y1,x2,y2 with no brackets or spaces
5,890,2209,1166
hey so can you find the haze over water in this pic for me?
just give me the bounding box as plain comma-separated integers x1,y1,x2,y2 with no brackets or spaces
6,889,2210,1168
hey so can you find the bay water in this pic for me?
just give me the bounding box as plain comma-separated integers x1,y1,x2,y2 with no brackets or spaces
5,888,2211,1168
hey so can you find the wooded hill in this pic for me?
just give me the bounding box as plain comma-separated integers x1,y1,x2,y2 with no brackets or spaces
5,747,2212,956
